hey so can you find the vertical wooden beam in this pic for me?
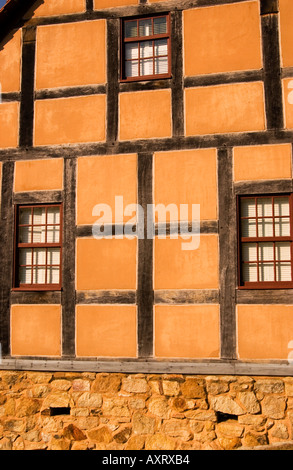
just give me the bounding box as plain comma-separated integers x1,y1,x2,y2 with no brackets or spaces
61,158,76,358
106,18,119,144
137,153,154,358
86,0,94,12
19,26,36,148
0,162,14,357
260,1,284,130
171,10,184,137
218,147,237,360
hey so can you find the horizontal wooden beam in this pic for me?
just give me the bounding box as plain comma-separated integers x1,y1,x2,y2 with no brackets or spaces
76,290,136,304
2,130,293,162
154,289,219,304
1,358,292,376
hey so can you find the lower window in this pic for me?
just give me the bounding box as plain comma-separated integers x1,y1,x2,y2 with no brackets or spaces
238,194,293,289
13,204,62,290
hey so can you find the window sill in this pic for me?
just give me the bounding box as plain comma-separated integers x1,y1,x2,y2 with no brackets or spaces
120,74,171,83
238,284,293,290
12,287,62,292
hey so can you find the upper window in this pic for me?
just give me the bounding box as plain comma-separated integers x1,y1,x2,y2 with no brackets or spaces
14,204,62,290
121,14,171,81
238,194,293,289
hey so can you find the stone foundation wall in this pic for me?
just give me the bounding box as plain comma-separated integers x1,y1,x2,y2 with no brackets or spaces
1,370,293,450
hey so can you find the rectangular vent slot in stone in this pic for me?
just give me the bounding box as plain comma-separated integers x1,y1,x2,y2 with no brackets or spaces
50,407,71,416
216,412,238,423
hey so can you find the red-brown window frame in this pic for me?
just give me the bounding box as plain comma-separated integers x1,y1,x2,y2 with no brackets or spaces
120,13,171,82
237,193,293,290
13,203,63,291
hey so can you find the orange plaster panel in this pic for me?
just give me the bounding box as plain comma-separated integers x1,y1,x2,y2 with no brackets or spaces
183,1,262,76
237,305,293,360
77,154,137,225
76,238,137,290
14,158,63,192
0,102,19,148
33,0,85,17
94,0,138,8
185,82,266,136
154,149,218,221
76,305,137,357
34,95,106,146
154,235,219,290
279,0,293,67
155,305,220,358
282,78,293,129
11,305,61,357
119,90,172,141
233,144,292,181
0,30,21,92
36,21,106,89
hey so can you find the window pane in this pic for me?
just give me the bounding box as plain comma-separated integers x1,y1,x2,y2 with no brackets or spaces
33,225,46,243
241,199,256,218
155,57,168,74
274,197,290,217
33,207,46,225
19,226,32,243
47,207,60,225
275,242,291,261
258,218,274,237
241,218,257,237
125,42,139,60
139,19,152,37
275,217,290,237
242,243,257,262
125,20,137,38
242,263,257,282
19,248,32,266
257,198,273,217
140,41,153,58
259,263,274,282
155,38,168,56
47,225,60,243
153,17,167,35
258,242,274,261
19,267,32,284
33,248,46,266
47,248,60,265
140,58,153,76
19,208,32,225
33,266,46,284
276,262,292,281
47,266,60,284
125,60,138,78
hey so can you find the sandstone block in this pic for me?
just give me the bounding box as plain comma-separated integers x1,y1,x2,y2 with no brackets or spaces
124,434,145,450
76,392,102,409
181,379,206,399
122,376,149,394
218,437,242,450
216,420,244,438
132,411,156,435
102,397,130,417
237,391,260,414
162,419,193,441
92,374,122,393
243,432,268,448
261,396,286,419
254,379,284,394
148,397,170,418
210,396,245,416
87,426,113,443
145,433,177,450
